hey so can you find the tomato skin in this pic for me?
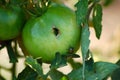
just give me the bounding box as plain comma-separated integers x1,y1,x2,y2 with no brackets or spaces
22,3,80,63
0,5,25,41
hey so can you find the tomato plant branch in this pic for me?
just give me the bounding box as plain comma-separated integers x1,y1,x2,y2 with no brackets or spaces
82,56,85,80
13,40,23,58
5,41,18,63
86,2,96,22
81,1,98,80
11,63,16,80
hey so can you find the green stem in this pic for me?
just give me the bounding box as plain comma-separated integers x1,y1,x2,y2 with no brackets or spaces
5,41,18,63
11,63,16,80
82,57,85,80
86,2,96,21
81,2,96,80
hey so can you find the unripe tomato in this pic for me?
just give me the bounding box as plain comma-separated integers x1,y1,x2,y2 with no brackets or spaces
0,5,25,41
22,3,80,63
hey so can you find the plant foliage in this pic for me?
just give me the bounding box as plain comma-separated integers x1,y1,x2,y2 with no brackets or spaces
0,0,119,80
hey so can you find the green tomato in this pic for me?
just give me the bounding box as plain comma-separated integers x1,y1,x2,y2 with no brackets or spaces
0,5,25,41
22,3,80,63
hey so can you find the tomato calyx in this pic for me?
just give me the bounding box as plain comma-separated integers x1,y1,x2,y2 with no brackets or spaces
22,0,51,17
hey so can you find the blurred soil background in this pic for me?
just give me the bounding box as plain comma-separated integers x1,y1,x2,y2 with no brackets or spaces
0,0,120,80
90,0,120,62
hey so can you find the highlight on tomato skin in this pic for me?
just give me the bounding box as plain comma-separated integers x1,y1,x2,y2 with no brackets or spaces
0,5,25,41
22,3,81,63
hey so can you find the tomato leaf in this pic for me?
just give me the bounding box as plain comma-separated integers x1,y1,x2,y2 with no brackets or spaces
85,57,94,71
75,0,88,25
66,53,80,58
80,24,90,79
111,69,120,80
81,24,90,58
68,66,83,80
68,61,119,80
17,66,38,80
111,60,120,80
68,58,82,70
92,4,102,39
25,57,43,76
49,69,65,80
90,62,119,80
103,0,113,6
50,52,67,69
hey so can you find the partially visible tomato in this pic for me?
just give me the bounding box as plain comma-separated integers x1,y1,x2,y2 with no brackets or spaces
0,5,25,41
